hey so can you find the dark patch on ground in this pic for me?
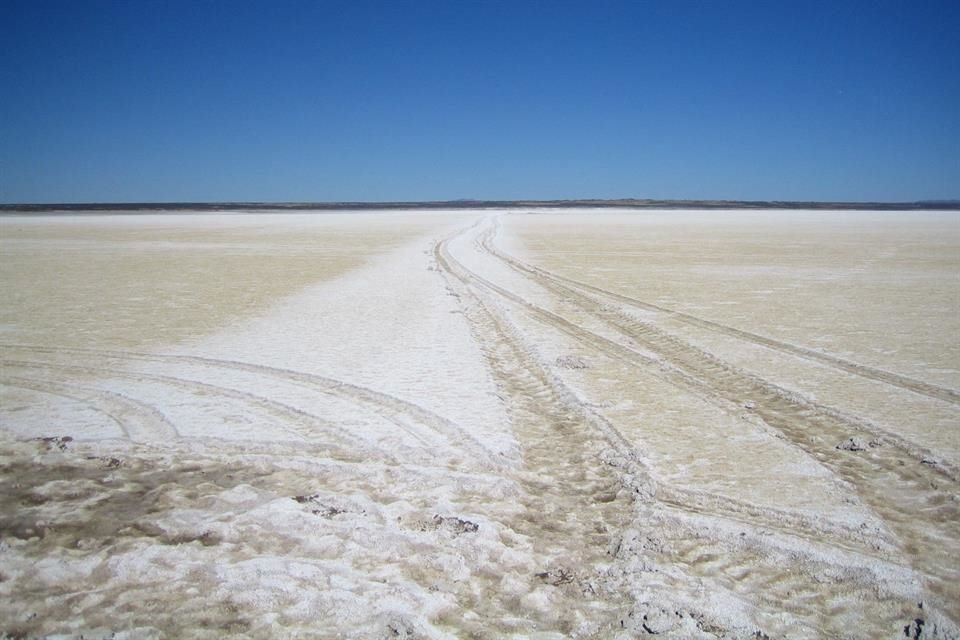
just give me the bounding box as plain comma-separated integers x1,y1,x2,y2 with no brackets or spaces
31,435,73,451
0,445,271,551
0,440,285,637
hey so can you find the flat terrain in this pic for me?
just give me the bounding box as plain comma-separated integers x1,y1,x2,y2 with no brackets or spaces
1,209,958,638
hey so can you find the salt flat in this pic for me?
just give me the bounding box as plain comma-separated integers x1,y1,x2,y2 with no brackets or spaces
1,209,958,638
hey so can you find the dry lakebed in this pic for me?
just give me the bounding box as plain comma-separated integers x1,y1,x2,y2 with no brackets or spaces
1,208,958,639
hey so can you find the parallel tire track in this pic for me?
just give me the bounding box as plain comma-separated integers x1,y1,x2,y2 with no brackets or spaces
2,376,138,439
437,221,930,636
488,229,958,479
0,344,501,468
491,219,960,405
484,218,959,478
440,223,889,552
435,229,637,633
2,359,379,456
472,215,960,622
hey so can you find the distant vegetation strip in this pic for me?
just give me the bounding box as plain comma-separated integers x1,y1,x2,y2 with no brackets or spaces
2,198,959,213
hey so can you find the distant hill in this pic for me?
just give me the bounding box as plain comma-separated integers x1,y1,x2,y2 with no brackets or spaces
2,198,959,213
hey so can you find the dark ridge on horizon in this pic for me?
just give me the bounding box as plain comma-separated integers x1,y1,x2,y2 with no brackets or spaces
2,198,959,213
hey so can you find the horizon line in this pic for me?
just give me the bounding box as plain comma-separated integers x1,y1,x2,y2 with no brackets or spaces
2,197,960,212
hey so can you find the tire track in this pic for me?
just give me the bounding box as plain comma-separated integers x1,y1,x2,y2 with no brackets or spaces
496,246,958,479
483,218,959,479
470,215,960,623
437,221,930,636
655,487,897,555
657,512,920,639
480,217,956,477
0,344,501,468
439,221,893,554
2,358,379,456
2,376,132,439
485,217,960,476
435,229,638,634
1,375,175,441
493,218,960,406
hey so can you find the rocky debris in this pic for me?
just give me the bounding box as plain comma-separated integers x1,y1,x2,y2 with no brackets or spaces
383,614,419,639
618,604,717,636
904,617,925,639
836,437,882,452
905,603,960,640
32,436,72,451
640,607,679,634
612,528,665,557
837,437,867,452
292,494,355,518
534,567,575,586
555,355,589,370
86,455,122,469
407,514,480,535
432,514,479,536
165,529,221,547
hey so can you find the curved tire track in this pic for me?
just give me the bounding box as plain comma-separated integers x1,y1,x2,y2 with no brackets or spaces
1,358,376,455
1,375,175,441
439,221,905,555
471,215,960,623
436,219,933,635
0,344,501,468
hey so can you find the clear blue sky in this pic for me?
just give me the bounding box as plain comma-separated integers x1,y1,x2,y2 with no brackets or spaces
1,0,958,203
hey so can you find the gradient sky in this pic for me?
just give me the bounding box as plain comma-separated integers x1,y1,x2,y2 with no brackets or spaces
1,0,958,203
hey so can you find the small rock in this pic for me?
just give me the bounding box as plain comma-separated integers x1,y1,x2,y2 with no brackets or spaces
534,567,575,586
433,515,479,535
903,617,924,639
640,607,679,634
383,615,418,639
34,435,73,451
555,355,589,370
293,494,355,518
836,437,867,452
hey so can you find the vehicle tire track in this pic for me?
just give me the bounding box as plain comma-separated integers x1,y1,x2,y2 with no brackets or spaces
0,344,501,468
1,375,175,441
485,218,959,477
1,358,406,457
435,229,639,634
437,221,931,636
471,215,960,623
656,510,922,639
489,217,960,405
439,222,898,555
483,219,960,480
481,217,957,481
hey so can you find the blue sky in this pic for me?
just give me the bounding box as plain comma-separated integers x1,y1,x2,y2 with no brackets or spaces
1,0,958,203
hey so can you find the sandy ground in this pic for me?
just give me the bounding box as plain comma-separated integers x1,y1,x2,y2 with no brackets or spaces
1,209,958,639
